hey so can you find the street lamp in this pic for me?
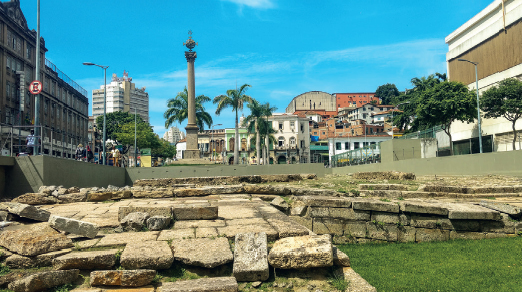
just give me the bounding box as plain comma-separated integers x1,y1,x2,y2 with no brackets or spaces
392,101,410,139
83,62,109,165
125,103,138,167
211,123,222,162
458,58,483,154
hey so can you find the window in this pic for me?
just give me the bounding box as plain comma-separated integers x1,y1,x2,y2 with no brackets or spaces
301,140,304,148
26,46,31,59
279,122,283,130
300,123,304,132
290,137,296,146
290,121,295,128
336,142,341,150
313,132,317,135
6,82,10,100
278,137,285,147
345,142,350,150
322,131,325,135
354,142,360,149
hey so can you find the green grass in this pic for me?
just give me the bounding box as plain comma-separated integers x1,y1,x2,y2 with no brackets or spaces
156,263,201,282
338,237,522,292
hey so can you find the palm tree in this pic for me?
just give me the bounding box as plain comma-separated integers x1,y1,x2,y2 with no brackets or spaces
261,102,277,165
214,84,252,165
164,87,213,132
242,99,264,165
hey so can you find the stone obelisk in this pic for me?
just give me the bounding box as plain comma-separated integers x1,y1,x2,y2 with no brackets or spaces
183,31,200,159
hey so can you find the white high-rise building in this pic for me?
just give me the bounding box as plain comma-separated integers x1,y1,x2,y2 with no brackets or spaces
92,71,149,123
163,126,185,144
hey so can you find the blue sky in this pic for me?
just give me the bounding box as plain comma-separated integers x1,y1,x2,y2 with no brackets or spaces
20,0,492,138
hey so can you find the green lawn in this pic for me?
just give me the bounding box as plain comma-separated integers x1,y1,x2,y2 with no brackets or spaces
338,237,522,292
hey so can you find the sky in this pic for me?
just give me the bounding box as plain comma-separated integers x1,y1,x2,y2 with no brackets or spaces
19,0,493,138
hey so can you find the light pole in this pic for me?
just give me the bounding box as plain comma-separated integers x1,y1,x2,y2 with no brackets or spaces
458,58,483,154
83,62,109,165
211,123,222,162
134,107,137,167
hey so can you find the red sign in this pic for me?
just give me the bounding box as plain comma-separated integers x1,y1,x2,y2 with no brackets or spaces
30,80,42,95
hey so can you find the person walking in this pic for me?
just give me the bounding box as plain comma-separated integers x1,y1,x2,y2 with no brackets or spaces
87,145,94,163
26,130,35,155
111,146,120,167
75,144,85,161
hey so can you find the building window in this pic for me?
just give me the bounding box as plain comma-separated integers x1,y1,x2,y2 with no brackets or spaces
279,122,283,130
301,140,304,148
278,137,285,147
26,46,31,59
300,123,304,132
336,142,341,150
345,142,350,150
354,142,360,149
290,121,295,128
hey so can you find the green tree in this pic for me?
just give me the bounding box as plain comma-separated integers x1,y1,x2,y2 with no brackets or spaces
261,102,277,165
375,83,400,105
114,121,161,150
413,80,476,155
242,99,264,165
481,78,522,150
164,87,213,132
213,84,253,165
152,139,177,159
96,111,144,142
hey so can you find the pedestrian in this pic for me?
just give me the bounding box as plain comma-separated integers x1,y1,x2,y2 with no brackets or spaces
111,146,120,167
87,145,94,163
26,130,35,155
75,144,84,161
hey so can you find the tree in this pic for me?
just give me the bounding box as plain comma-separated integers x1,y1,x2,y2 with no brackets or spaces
213,84,252,165
152,139,177,159
164,87,213,132
261,102,277,165
414,80,476,155
114,121,161,150
242,99,264,165
375,83,400,105
96,111,144,142
482,78,522,150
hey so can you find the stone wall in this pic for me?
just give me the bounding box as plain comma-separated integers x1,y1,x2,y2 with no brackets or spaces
289,196,522,244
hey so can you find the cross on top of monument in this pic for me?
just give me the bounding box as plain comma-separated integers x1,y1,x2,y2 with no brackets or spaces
183,30,198,51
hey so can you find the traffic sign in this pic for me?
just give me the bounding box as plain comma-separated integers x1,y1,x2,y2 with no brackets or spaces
30,80,42,95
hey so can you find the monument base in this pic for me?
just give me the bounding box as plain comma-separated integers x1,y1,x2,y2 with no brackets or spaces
183,149,201,160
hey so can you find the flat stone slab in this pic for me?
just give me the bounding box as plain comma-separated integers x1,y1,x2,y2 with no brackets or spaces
399,201,449,216
157,229,195,241
0,223,72,256
359,184,408,191
6,249,72,269
352,200,400,213
53,249,118,270
171,237,233,268
8,269,79,292
90,270,156,287
265,217,310,238
295,196,352,207
158,277,238,292
217,224,278,241
1,202,51,222
172,205,218,220
96,232,159,247
342,267,377,292
268,235,333,269
118,206,172,221
479,201,522,217
445,203,501,220
333,246,350,267
218,206,261,219
49,215,99,238
233,233,269,282
174,220,225,229
121,241,174,270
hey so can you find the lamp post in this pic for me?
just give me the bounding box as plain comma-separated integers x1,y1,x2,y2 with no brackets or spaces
458,58,483,154
134,107,137,167
83,62,108,165
211,123,222,162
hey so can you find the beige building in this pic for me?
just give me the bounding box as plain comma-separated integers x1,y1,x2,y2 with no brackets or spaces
163,126,185,144
285,91,337,119
92,71,149,123
446,0,522,153
269,113,311,164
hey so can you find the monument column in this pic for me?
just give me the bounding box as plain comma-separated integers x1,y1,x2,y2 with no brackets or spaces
183,31,200,159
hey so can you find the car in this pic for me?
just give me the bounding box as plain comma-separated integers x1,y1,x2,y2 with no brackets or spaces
16,152,29,157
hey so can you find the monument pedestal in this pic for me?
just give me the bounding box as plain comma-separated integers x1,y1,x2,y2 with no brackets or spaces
184,124,200,159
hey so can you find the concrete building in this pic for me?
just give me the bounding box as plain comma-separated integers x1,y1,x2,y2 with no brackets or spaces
92,71,149,123
285,91,337,119
0,0,88,158
268,113,311,164
163,126,185,144
339,104,395,124
446,0,522,153
335,92,379,109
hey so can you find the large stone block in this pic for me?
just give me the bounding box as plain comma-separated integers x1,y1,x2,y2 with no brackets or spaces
449,231,486,240
49,215,99,239
158,277,238,292
268,235,333,269
6,249,71,269
353,200,399,213
344,222,367,238
415,228,450,242
410,215,452,230
172,205,218,220
397,226,416,243
90,270,156,287
157,229,195,241
171,237,233,269
96,232,159,247
53,249,118,270
266,217,310,238
366,223,398,242
233,233,269,282
371,212,399,224
146,216,171,231
446,203,500,220
121,241,174,270
312,218,344,236
8,269,79,292
342,267,377,292
328,208,370,221
118,206,172,221
479,201,522,217
296,196,352,207
121,212,150,232
288,216,312,231
398,201,449,216
0,223,72,256
217,224,278,241
2,202,51,221
332,246,350,267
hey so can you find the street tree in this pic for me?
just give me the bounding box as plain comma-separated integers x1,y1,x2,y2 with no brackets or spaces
375,83,400,105
261,102,277,165
152,138,177,159
164,87,213,132
481,78,522,150
213,84,252,165
242,98,264,165
96,111,144,142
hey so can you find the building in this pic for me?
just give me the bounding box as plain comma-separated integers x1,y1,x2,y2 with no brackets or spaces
339,104,395,124
268,113,311,164
163,126,185,144
92,71,149,123
445,0,522,153
0,0,88,158
285,91,337,119
335,92,379,109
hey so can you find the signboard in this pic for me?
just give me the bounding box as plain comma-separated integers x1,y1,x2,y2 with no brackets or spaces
30,80,42,95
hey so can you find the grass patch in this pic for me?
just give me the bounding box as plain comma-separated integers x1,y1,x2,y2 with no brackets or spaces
338,237,522,291
48,284,75,292
0,264,10,276
157,263,202,282
328,269,349,291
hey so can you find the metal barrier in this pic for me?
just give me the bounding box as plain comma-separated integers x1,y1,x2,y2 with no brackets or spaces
331,143,381,168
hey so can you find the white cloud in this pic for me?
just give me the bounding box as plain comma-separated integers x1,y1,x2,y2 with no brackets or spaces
221,0,275,9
